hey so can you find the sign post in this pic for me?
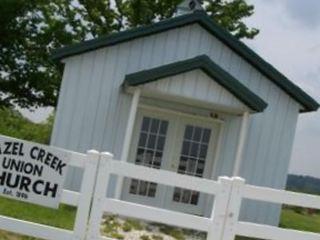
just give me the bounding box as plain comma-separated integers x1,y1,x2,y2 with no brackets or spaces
0,135,70,208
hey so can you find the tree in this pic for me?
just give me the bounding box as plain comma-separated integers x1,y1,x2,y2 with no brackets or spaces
0,107,54,144
0,0,259,109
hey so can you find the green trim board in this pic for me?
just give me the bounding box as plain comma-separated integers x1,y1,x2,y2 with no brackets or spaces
51,11,319,112
123,55,268,112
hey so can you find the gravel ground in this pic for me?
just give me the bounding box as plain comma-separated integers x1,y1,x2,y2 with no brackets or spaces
101,215,206,240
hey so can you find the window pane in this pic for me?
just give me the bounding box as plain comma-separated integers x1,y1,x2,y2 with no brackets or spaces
129,179,138,194
141,117,150,132
199,145,208,159
187,158,197,174
202,129,211,143
157,136,165,150
138,133,147,147
138,181,148,196
190,143,199,157
148,183,157,197
160,121,168,135
184,126,193,140
190,191,199,205
182,190,191,204
150,119,160,133
182,141,190,155
148,134,156,149
136,148,144,164
173,188,182,202
153,151,162,169
193,127,202,141
196,167,204,177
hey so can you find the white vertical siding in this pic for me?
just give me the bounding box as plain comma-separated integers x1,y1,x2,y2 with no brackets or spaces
51,23,300,225
141,69,249,112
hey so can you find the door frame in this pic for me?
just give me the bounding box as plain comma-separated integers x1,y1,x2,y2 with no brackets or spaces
121,104,225,214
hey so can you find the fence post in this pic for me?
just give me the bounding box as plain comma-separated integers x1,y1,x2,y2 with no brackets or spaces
207,177,233,240
221,177,245,240
73,150,100,240
86,152,113,240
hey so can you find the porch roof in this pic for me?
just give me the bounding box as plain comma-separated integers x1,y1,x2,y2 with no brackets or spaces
123,55,268,113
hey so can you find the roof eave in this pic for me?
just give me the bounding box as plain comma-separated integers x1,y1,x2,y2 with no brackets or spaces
51,12,202,61
124,55,268,113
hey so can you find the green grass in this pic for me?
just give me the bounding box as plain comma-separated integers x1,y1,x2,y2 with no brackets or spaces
0,197,320,240
0,196,76,239
0,196,76,229
280,208,320,233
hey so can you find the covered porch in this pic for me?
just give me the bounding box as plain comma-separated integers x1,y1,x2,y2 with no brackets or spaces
116,55,267,216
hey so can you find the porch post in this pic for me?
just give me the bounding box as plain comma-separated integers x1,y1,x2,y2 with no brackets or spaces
115,88,141,199
233,111,250,176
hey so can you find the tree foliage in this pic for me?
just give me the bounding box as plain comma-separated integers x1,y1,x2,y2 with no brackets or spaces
287,174,320,195
0,0,259,109
0,108,54,144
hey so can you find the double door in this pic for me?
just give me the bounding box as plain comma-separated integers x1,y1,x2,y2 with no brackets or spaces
121,108,219,216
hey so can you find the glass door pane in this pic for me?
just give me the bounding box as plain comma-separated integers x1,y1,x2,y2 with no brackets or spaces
129,116,168,198
172,125,211,205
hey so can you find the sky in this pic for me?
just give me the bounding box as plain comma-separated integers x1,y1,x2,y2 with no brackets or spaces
21,0,320,178
244,0,320,178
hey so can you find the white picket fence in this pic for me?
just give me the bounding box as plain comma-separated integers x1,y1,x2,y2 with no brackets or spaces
0,150,100,240
1,151,320,240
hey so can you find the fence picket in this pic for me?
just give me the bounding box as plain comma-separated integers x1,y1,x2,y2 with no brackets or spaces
220,177,245,240
86,152,114,240
73,150,100,240
207,177,233,240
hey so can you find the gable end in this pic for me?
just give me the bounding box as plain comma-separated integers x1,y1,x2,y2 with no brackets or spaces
123,55,268,112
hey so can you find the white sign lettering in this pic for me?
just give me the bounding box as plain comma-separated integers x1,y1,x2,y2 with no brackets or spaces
0,135,70,208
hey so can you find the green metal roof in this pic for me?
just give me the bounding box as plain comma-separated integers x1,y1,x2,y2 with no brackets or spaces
52,11,319,112
124,55,268,112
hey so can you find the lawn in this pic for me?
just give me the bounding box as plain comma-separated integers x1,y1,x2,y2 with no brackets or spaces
280,207,320,233
0,196,76,239
0,196,319,239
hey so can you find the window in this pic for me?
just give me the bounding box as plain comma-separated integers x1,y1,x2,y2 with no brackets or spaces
173,125,211,205
129,117,168,197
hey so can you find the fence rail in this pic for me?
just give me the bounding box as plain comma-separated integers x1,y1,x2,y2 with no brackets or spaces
235,183,320,240
106,158,221,195
104,199,211,231
0,150,100,240
243,184,320,209
0,215,74,240
1,150,320,240
87,154,320,240
237,222,320,240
